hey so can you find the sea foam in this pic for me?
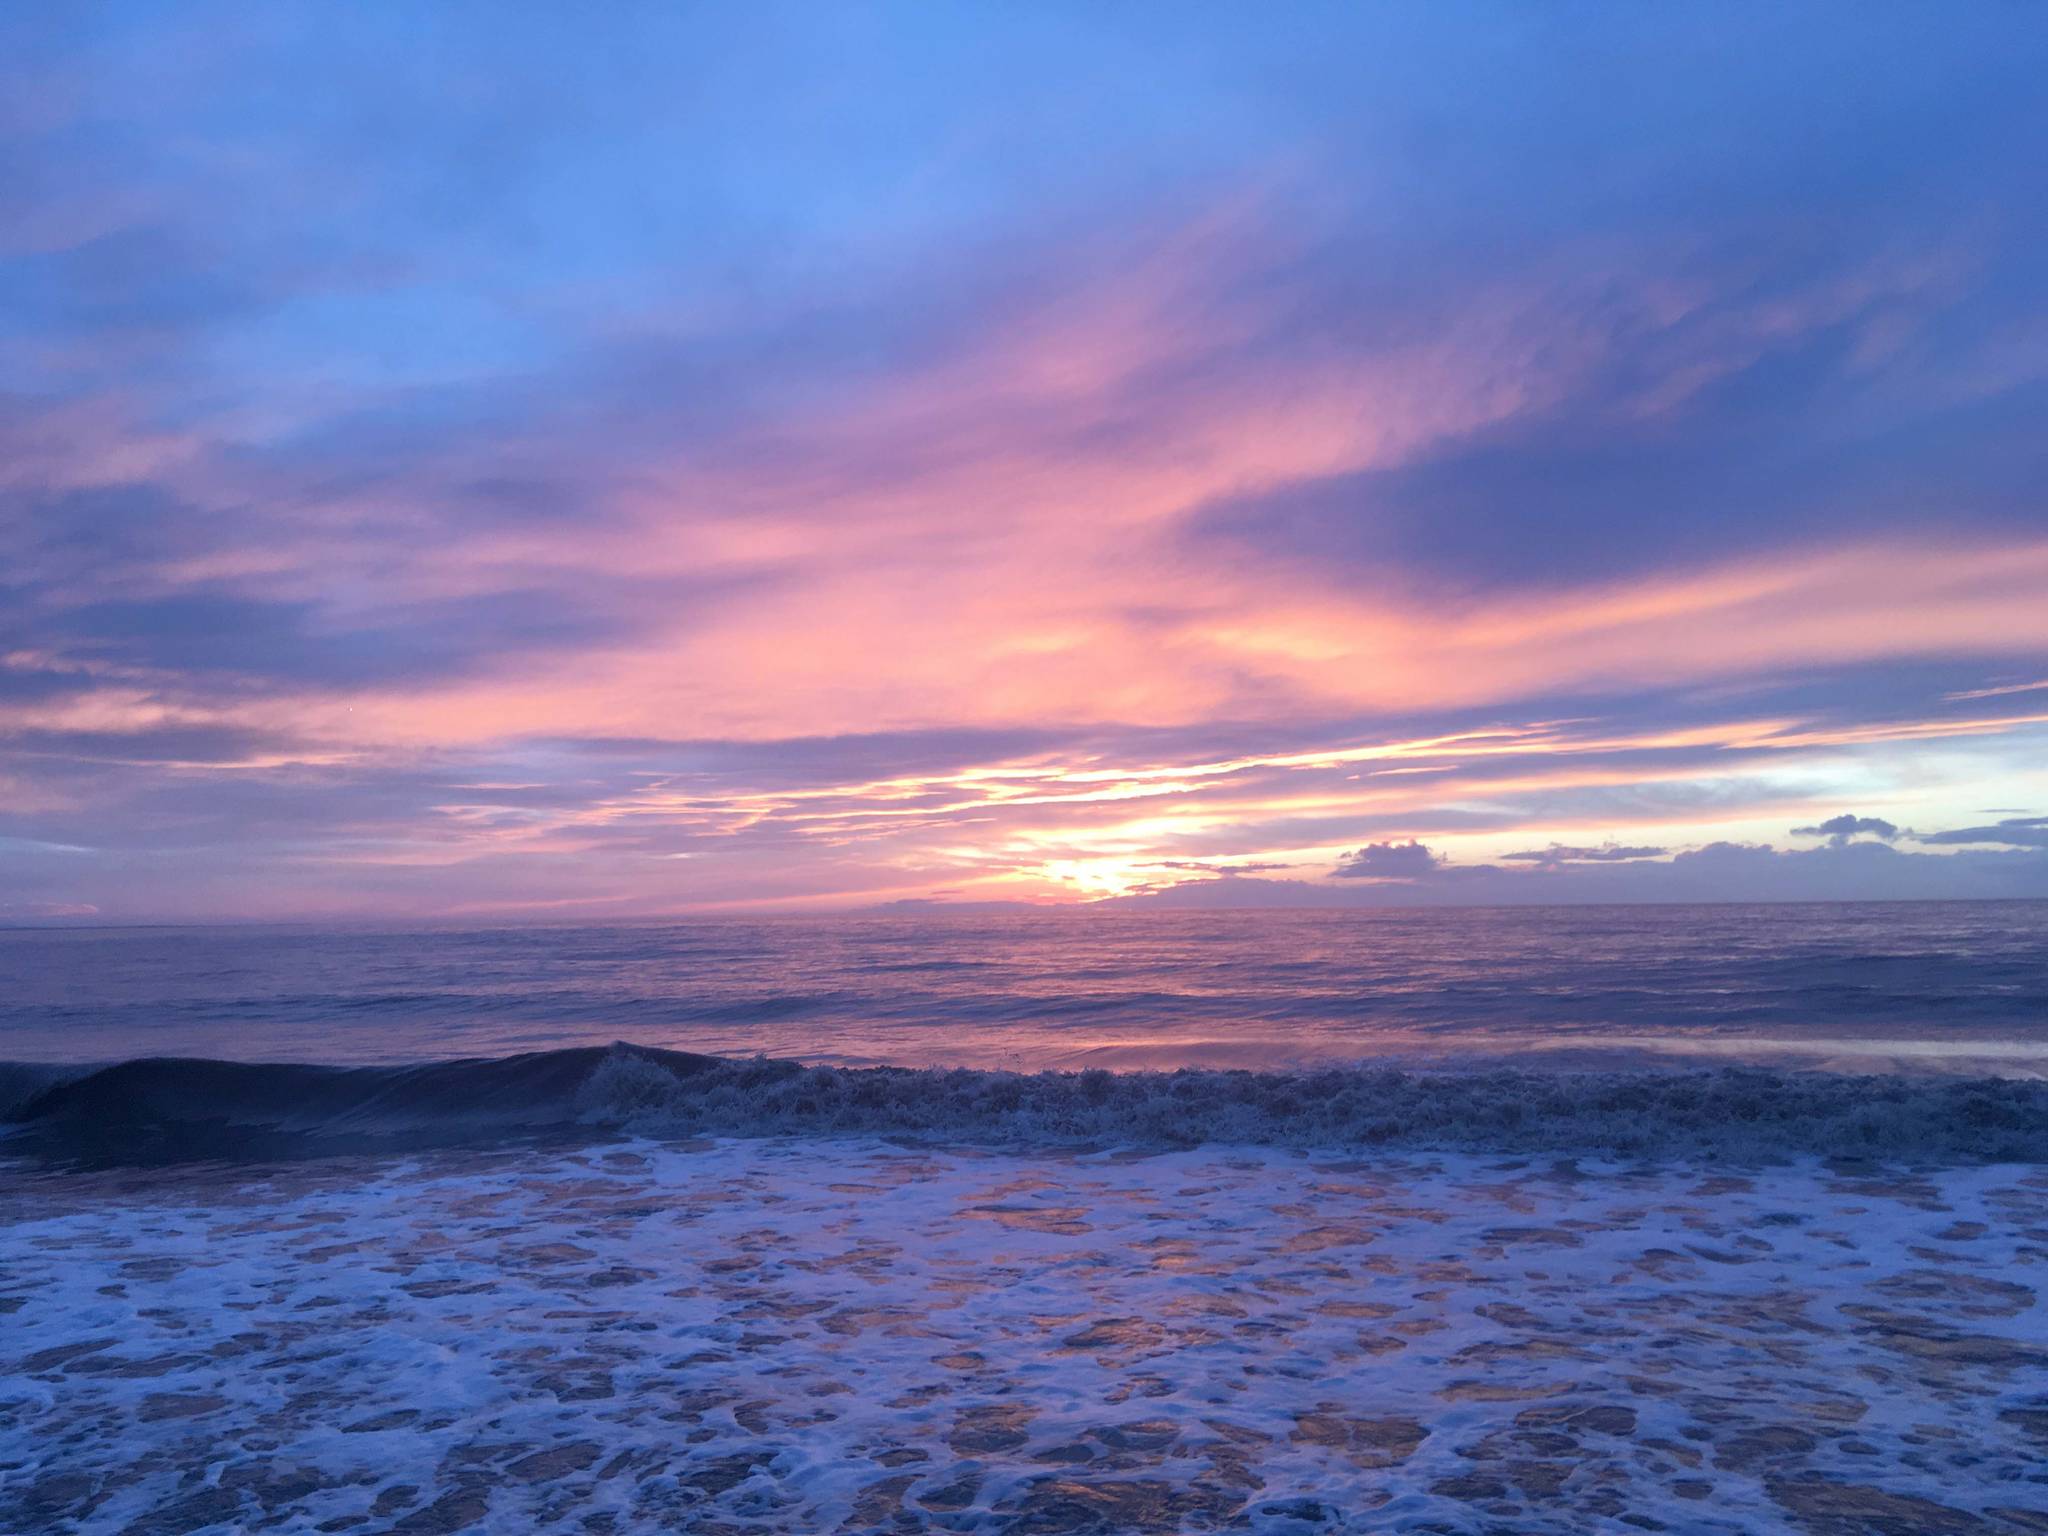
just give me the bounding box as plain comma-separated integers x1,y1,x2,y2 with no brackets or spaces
5,1137,2045,1533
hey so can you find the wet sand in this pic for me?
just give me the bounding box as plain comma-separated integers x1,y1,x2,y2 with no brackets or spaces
4,1140,2046,1533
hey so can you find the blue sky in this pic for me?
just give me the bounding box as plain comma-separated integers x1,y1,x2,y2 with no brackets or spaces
5,3,2048,919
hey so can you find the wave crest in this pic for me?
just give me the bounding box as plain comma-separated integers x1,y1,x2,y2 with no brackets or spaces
7,1042,2045,1166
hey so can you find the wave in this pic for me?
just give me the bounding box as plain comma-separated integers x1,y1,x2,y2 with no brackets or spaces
5,1042,2047,1167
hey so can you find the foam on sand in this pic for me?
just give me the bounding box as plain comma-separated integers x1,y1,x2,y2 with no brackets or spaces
3,1139,2045,1533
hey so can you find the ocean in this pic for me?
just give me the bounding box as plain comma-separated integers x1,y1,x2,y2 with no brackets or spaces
7,900,2048,1072
5,903,2047,1533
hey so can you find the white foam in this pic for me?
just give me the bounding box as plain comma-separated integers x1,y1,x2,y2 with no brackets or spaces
4,1140,2045,1532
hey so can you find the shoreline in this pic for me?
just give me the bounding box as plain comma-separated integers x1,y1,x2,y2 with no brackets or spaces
5,1137,2044,1534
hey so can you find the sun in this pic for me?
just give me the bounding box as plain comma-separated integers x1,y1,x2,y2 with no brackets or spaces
1033,858,1159,900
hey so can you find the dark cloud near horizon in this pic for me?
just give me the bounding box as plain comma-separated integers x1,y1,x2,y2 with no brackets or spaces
1792,814,1901,846
1331,842,1442,880
1916,816,2048,850
1122,839,2048,910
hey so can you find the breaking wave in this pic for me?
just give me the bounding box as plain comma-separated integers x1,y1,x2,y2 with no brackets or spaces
6,1042,2047,1167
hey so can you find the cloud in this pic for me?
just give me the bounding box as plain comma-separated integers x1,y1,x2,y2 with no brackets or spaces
1115,839,2048,909
1791,813,1901,846
1945,679,2048,701
5,8,2048,917
1916,815,2048,849
1331,842,1441,880
0,901,99,920
1500,843,1668,864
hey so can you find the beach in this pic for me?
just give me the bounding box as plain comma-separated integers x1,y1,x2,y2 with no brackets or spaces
7,1134,2047,1534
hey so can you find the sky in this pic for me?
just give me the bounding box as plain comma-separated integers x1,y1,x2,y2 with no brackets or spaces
5,2,2048,921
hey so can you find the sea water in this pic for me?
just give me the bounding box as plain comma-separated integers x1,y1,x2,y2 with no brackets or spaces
5,903,2046,1533
5,901,2046,1072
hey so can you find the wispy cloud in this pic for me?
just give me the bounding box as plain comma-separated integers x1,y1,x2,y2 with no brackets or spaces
1500,844,1669,864
5,6,2048,917
1945,679,2048,702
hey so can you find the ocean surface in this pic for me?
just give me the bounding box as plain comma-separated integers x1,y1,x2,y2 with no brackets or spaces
8,904,2048,1533
6,899,2048,1165
6,900,2048,1072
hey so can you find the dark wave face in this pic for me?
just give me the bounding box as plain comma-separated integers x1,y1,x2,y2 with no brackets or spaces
0,1044,677,1164
2,903,2047,1074
5,904,2048,1165
8,1043,2048,1168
